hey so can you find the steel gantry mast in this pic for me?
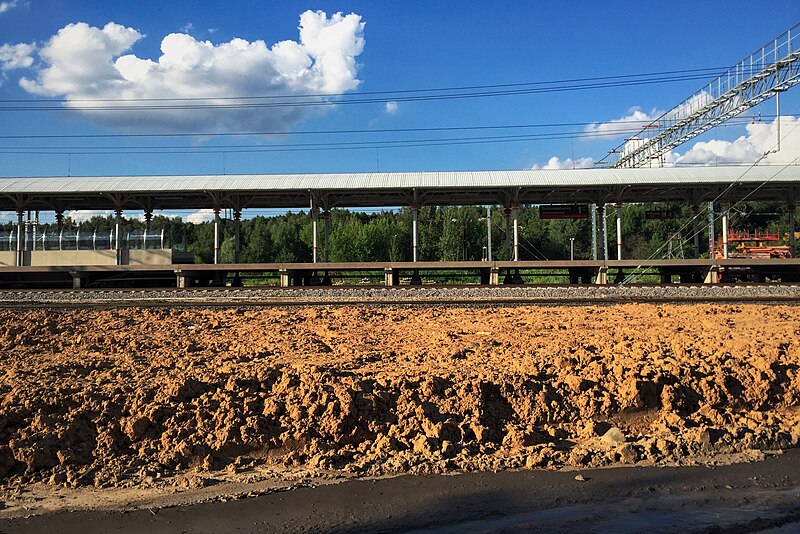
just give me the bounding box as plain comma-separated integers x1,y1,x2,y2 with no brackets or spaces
600,23,800,168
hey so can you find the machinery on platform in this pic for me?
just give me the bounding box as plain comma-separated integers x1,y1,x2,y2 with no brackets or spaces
716,229,793,259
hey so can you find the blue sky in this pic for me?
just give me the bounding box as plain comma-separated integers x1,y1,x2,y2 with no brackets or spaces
1,0,799,182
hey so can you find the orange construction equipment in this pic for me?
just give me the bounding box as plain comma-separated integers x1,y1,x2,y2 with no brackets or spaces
716,229,792,259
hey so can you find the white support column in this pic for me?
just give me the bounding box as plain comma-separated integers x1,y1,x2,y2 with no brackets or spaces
601,205,608,261
115,208,123,265
144,210,152,250
789,203,796,258
486,207,492,261
721,204,729,259
213,207,221,264
15,209,23,267
411,204,420,262
615,203,623,260
311,205,319,264
590,203,597,260
512,205,519,261
692,205,701,259
32,211,38,252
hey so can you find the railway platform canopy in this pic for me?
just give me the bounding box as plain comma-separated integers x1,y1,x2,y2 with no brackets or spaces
0,165,799,286
1,165,799,211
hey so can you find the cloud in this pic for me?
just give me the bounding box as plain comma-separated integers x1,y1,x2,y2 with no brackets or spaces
186,209,216,223
66,210,114,223
384,100,398,114
671,116,800,166
584,107,662,138
0,1,22,14
530,156,594,170
10,10,366,132
180,22,194,34
0,43,34,70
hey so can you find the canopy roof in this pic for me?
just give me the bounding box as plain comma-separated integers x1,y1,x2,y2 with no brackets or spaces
0,165,798,211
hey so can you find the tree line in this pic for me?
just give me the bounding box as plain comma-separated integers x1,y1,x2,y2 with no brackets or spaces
1,201,796,262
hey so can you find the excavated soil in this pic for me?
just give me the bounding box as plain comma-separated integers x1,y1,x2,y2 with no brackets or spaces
1,303,799,503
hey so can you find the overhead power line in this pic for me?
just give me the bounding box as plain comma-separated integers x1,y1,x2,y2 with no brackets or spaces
0,71,728,112
0,118,772,156
0,66,729,104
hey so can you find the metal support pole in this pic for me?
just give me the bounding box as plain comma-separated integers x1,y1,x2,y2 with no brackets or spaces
323,210,331,263
486,207,492,261
144,210,152,250
789,204,796,257
776,89,782,153
708,201,715,257
512,205,519,261
160,228,165,249
32,211,38,252
601,205,608,261
504,207,511,260
23,211,29,253
213,207,221,264
615,203,623,260
590,203,597,260
722,204,729,259
311,205,319,264
15,209,23,266
411,205,420,262
570,237,575,261
115,208,123,265
692,205,701,259
93,230,97,250
233,209,241,263
595,204,606,260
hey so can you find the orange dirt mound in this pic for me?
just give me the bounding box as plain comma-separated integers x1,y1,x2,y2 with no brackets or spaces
0,304,799,489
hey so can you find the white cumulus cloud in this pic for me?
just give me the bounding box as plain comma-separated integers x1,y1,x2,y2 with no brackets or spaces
530,156,594,170
9,10,366,132
584,107,662,138
186,209,217,224
672,116,800,166
384,100,398,114
66,209,115,223
0,43,34,70
0,0,22,14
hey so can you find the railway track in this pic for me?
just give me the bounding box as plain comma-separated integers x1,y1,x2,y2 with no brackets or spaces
0,283,799,308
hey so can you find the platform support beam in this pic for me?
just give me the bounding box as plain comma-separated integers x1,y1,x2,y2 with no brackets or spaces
115,208,123,266
15,209,23,267
512,205,520,261
789,203,796,258
411,205,420,262
311,204,319,264
213,207,221,264
590,203,597,260
721,204,729,259
596,204,607,260
595,266,608,285
233,209,242,263
279,268,290,287
489,266,500,285
615,203,623,260
704,265,719,284
486,207,492,261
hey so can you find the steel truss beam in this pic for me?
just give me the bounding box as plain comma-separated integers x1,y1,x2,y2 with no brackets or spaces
609,24,800,168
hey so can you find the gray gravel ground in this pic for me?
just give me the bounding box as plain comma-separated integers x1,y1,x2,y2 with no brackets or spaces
0,283,798,306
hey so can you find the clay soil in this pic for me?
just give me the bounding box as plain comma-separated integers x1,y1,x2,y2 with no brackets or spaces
0,303,799,515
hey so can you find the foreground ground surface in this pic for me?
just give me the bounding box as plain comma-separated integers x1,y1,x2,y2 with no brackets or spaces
3,449,800,533
0,302,799,523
